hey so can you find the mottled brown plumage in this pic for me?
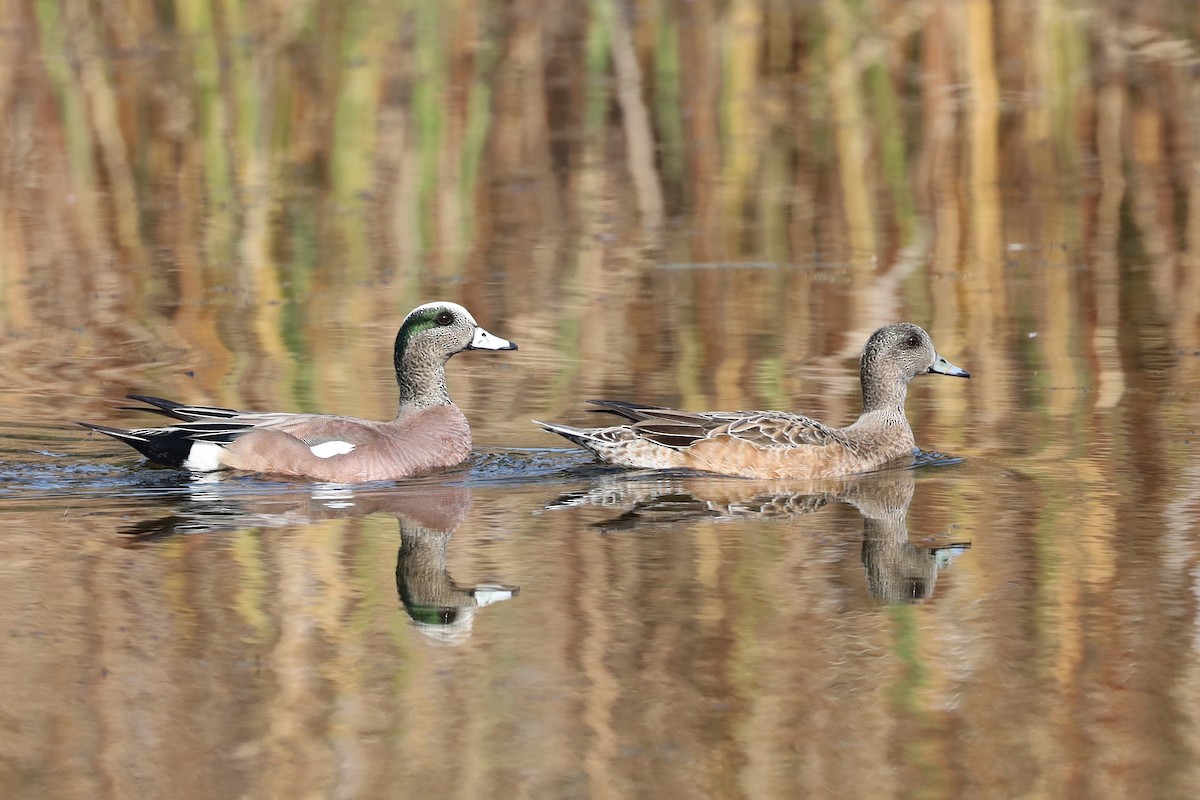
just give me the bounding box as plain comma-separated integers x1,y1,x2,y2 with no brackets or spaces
535,323,969,479
80,301,516,481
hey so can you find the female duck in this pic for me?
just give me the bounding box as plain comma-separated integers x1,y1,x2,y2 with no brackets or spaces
535,323,968,480
82,302,516,482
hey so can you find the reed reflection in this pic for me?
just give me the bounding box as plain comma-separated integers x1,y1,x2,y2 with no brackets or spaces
120,483,518,642
548,467,968,605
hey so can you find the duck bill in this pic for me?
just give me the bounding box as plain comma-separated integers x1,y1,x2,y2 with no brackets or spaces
468,326,517,351
928,355,970,378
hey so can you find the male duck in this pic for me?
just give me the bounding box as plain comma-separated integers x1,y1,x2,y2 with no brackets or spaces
81,301,516,482
535,323,968,480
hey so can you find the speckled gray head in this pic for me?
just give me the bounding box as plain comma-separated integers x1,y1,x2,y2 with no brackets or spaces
395,301,517,359
393,301,516,407
860,323,969,411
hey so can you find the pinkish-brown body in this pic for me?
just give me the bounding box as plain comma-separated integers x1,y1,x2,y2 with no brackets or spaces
81,301,516,481
219,405,473,482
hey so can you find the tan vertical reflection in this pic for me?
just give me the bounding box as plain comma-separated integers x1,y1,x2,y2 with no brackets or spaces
0,0,26,331
824,0,876,261
67,0,144,269
310,518,367,800
262,523,337,798
581,529,618,799
610,0,665,234
1093,52,1127,410
919,1,959,269
0,204,31,331
172,143,233,398
383,104,421,286
960,0,1002,432
575,165,613,400
435,3,477,273
677,0,723,410
720,0,762,246
43,0,134,330
920,0,963,410
963,0,999,219
241,167,288,402
219,3,289,404
374,10,418,285
230,530,271,634
571,3,625,402
1128,99,1175,315
1183,77,1200,356
679,0,720,247
1023,0,1057,186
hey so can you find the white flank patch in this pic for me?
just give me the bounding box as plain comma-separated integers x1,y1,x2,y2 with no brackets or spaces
473,587,517,607
184,441,225,472
310,440,356,458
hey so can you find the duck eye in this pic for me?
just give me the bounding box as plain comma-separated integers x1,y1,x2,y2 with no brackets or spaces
435,311,455,326
905,334,920,348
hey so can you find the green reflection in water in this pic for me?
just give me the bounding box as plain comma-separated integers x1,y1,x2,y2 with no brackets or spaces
889,604,947,799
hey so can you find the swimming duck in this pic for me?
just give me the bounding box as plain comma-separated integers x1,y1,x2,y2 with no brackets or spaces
535,322,968,479
81,301,516,481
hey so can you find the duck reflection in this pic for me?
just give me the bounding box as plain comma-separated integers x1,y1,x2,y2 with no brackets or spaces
839,472,970,604
118,483,519,641
547,468,969,604
390,490,518,644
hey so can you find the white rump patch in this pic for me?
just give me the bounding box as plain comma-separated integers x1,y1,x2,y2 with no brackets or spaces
309,440,356,458
184,441,225,472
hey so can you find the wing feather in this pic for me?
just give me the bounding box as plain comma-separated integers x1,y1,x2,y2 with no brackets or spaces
621,408,850,451
721,412,846,449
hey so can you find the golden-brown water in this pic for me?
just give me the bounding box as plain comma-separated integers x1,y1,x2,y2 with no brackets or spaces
3,1,1200,797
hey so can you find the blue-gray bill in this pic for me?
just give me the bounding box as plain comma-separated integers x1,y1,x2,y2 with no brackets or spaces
928,355,970,378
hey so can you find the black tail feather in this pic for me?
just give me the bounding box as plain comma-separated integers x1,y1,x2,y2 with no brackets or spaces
120,394,241,421
77,422,195,468
586,400,669,422
120,395,189,419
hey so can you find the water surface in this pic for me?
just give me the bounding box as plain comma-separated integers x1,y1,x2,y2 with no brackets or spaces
4,2,1200,798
